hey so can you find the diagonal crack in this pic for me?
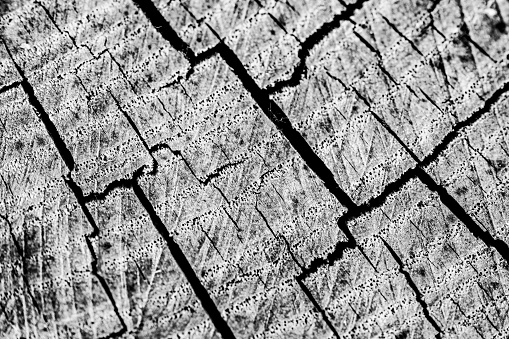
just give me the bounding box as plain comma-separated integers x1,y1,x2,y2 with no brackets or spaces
132,0,358,211
131,180,237,339
108,90,155,159
36,1,504,336
106,2,504,335
132,0,196,63
380,237,443,338
1,39,75,171
380,15,424,57
2,37,128,339
365,87,509,266
212,38,357,210
131,2,359,335
301,77,509,281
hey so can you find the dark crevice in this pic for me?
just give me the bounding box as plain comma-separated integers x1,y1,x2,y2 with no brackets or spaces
365,80,509,263
84,237,128,339
378,61,399,86
63,174,101,237
201,159,246,186
462,34,495,63
350,26,400,87
20,1,505,336
83,140,241,202
369,109,420,162
353,30,382,60
211,37,357,210
2,38,75,171
131,0,196,63
134,5,360,333
363,80,509,266
294,219,356,337
193,43,222,65
419,87,445,114
157,43,222,90
3,38,128,338
107,52,140,94
380,237,443,338
216,189,244,241
136,0,357,210
380,15,424,57
108,90,155,159
297,219,356,279
254,201,304,270
299,76,509,277
82,164,149,202
99,6,509,334
131,181,237,339
38,1,143,97
296,279,341,339
265,0,370,94
0,80,22,94
420,79,509,168
417,168,509,265
453,0,495,63
36,1,95,57
150,143,202,183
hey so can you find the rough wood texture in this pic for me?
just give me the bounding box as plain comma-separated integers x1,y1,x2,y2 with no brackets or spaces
1,0,509,338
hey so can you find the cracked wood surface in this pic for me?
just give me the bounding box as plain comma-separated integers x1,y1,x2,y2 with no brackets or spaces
1,0,509,338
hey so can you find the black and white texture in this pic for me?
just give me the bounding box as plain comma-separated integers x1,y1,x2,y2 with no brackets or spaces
1,0,509,338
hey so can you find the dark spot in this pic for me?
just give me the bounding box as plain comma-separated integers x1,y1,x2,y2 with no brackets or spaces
396,329,409,339
494,159,506,172
13,140,23,151
455,186,468,196
36,135,46,146
0,0,12,21
496,21,506,33
446,214,455,223
291,197,299,210
103,242,112,250
458,53,473,63
319,117,333,133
